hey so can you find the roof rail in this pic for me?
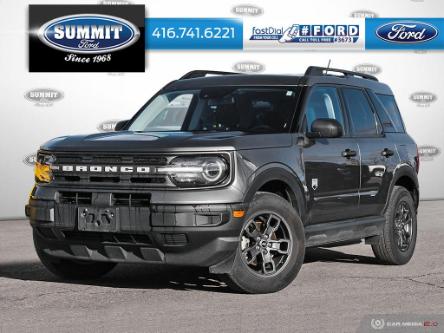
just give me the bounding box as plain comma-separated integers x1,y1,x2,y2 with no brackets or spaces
304,66,378,81
179,70,241,80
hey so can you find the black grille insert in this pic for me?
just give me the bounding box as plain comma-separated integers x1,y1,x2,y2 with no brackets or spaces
112,193,151,207
163,233,188,246
59,192,92,205
62,231,152,245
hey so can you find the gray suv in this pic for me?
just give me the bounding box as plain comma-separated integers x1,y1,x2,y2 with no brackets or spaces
26,66,419,294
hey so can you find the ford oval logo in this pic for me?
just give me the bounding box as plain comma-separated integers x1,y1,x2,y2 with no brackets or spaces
376,21,438,43
38,14,140,54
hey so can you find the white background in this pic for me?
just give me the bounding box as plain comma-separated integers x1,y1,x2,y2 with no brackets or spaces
0,0,443,218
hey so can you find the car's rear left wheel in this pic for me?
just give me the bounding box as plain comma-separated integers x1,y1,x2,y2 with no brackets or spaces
372,186,417,265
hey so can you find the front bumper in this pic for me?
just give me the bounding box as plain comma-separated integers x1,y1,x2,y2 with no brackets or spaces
26,197,247,268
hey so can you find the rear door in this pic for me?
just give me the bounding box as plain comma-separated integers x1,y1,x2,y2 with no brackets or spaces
340,87,397,217
301,85,360,224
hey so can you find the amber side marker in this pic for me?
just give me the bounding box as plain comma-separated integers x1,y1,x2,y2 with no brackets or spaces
232,210,245,218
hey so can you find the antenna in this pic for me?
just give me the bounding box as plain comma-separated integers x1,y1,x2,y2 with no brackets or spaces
325,59,331,74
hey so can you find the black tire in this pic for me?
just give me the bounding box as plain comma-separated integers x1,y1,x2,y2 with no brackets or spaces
372,186,417,265
33,230,117,280
221,192,305,294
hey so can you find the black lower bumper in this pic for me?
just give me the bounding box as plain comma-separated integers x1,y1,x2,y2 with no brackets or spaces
27,198,246,269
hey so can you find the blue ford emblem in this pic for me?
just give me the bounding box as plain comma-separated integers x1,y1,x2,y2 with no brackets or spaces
38,14,140,53
376,21,438,43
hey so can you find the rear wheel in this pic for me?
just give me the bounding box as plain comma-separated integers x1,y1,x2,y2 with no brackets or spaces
221,192,305,294
33,230,117,280
372,186,417,265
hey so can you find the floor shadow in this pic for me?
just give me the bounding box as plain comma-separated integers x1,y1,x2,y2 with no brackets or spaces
0,260,232,293
305,247,381,265
0,247,380,292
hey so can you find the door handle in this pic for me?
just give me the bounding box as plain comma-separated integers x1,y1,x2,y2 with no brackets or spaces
341,148,357,159
381,148,395,158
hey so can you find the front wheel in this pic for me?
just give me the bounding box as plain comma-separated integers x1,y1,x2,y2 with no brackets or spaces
33,230,117,280
221,192,305,294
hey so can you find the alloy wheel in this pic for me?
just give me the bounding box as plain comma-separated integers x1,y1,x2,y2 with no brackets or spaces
393,201,413,252
240,212,292,276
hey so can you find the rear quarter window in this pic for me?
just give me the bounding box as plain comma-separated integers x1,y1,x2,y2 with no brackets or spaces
371,93,405,133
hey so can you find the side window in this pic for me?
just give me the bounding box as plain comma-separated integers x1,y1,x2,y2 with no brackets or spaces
304,86,345,133
342,88,379,137
376,94,405,133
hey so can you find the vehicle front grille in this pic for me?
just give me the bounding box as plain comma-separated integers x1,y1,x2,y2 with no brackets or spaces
58,191,151,207
50,152,171,188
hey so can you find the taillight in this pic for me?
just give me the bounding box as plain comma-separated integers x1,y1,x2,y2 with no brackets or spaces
415,145,420,174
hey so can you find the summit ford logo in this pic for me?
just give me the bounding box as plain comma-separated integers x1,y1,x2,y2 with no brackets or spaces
37,14,140,54
29,5,145,72
25,88,64,106
376,21,438,43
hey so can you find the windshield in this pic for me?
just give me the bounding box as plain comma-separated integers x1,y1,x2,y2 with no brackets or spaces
128,87,299,133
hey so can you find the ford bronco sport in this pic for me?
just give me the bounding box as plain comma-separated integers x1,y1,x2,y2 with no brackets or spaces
26,66,419,294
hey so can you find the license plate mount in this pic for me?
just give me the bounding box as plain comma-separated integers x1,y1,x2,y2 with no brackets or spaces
78,207,119,233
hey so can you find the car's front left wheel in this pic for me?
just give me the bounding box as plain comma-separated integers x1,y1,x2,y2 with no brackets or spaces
221,192,305,294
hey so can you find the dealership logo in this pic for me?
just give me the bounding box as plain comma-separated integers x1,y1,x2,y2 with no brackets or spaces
99,0,132,4
24,88,64,106
233,61,265,73
232,4,263,16
353,63,381,75
410,91,437,107
250,24,359,44
97,120,119,132
350,10,378,18
418,145,441,161
376,21,438,43
23,153,37,166
37,14,140,54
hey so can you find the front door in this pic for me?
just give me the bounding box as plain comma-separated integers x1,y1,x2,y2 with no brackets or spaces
301,86,360,224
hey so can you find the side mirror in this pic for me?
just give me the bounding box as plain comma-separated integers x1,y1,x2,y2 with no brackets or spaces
114,120,129,131
308,118,343,138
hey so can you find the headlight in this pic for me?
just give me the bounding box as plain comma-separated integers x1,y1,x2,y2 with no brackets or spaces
34,153,55,183
158,156,229,187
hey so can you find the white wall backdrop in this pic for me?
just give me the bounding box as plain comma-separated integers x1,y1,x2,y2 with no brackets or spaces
1,0,443,218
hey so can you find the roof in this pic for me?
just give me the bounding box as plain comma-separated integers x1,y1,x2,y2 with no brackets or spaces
162,67,393,95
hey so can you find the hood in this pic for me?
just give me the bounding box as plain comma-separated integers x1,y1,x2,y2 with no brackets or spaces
41,131,292,153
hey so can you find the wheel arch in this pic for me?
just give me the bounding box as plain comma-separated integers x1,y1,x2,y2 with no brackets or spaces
386,164,419,212
243,164,307,223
